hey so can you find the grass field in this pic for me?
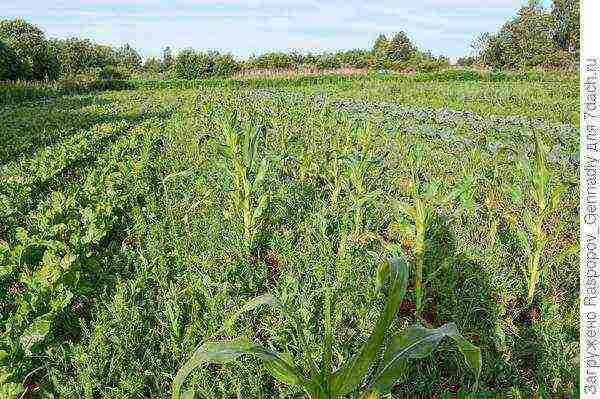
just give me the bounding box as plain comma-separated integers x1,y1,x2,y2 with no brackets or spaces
0,76,579,398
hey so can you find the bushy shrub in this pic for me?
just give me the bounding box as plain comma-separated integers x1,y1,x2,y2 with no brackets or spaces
456,56,476,67
213,53,240,76
245,52,298,70
143,57,161,74
112,43,142,72
316,54,342,70
49,38,113,77
99,65,130,80
174,49,213,79
0,19,58,81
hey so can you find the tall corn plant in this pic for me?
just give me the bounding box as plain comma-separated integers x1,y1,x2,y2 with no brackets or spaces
511,131,560,305
172,257,481,399
388,147,458,316
343,151,384,236
211,109,269,247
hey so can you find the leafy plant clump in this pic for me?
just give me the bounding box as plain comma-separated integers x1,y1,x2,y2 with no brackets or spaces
172,257,481,399
211,108,270,248
511,131,561,304
388,146,459,316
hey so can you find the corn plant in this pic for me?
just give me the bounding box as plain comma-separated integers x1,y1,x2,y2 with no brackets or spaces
172,257,481,399
211,109,270,247
388,147,459,317
321,150,345,208
343,151,384,236
511,131,560,305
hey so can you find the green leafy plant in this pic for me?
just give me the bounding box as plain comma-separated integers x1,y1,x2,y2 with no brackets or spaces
211,109,270,247
172,257,481,399
343,150,384,236
322,150,345,208
388,147,459,316
511,131,560,304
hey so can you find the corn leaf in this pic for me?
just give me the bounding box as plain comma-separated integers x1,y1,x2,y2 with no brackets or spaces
222,294,281,333
252,158,269,192
172,339,311,399
391,199,416,220
370,323,481,393
330,257,408,398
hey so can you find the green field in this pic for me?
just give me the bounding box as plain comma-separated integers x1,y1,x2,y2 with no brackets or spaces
1,76,579,398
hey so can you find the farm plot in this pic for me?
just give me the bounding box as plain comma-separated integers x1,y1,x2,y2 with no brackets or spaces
0,81,579,398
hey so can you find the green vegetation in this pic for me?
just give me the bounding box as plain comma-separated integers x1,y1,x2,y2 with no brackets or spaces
0,73,579,397
511,130,561,304
0,1,579,85
173,257,481,399
475,0,579,69
211,109,270,246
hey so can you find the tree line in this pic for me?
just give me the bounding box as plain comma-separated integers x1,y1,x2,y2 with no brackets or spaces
472,0,579,69
0,0,579,82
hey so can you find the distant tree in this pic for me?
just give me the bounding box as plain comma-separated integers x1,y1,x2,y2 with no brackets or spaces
373,34,388,52
386,31,415,61
551,0,579,53
250,52,297,69
213,53,240,76
0,39,17,80
173,49,213,79
162,46,173,72
456,56,475,67
0,19,57,80
475,2,558,68
474,0,578,69
143,57,161,73
113,43,142,71
49,37,113,76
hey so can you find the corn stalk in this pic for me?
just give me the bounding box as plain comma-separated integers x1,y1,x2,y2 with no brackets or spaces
512,130,560,305
211,109,269,247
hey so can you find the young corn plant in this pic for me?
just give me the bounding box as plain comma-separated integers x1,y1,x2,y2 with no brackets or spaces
343,151,384,236
211,109,270,247
172,257,481,399
321,148,345,209
388,147,459,317
511,131,560,305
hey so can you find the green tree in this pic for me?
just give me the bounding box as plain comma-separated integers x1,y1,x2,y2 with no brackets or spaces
162,46,173,72
49,38,113,77
475,1,575,69
373,34,388,52
0,19,57,81
143,57,161,73
0,39,17,80
213,53,240,76
386,31,415,61
173,49,213,79
552,0,579,53
113,43,142,71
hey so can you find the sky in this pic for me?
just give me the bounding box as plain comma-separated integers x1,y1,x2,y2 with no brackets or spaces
3,0,536,61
